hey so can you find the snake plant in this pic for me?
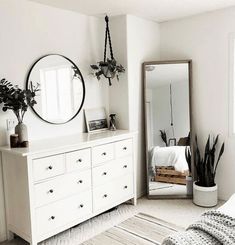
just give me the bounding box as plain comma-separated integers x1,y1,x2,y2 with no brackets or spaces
159,130,168,147
185,147,192,176
194,135,224,187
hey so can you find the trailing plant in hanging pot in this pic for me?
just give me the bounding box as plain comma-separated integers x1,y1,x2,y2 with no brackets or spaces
90,16,125,86
193,135,224,207
0,79,39,145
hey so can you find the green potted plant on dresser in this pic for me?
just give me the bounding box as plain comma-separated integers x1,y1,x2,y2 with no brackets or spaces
0,79,38,146
193,135,224,207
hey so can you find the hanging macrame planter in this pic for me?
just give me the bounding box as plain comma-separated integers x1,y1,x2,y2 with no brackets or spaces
90,16,125,86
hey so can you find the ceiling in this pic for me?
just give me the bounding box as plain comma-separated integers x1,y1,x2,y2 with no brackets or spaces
146,63,188,88
28,0,235,22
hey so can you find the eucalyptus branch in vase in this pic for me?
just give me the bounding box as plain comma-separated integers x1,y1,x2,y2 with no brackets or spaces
0,79,39,146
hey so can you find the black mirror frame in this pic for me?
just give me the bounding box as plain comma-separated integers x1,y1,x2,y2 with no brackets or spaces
26,54,86,125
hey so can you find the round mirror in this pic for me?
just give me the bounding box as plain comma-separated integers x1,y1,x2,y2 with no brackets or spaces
27,54,85,124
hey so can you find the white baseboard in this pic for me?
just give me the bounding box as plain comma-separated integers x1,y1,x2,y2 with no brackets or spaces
0,232,7,243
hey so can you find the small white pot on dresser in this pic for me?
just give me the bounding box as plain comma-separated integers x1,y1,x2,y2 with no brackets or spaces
193,182,218,207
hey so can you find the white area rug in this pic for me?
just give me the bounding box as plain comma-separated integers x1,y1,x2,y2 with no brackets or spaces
41,204,136,245
82,213,183,245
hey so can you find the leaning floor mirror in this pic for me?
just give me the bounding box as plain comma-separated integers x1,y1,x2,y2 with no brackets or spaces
143,60,192,199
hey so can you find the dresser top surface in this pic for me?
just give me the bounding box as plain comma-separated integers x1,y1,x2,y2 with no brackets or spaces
0,130,137,157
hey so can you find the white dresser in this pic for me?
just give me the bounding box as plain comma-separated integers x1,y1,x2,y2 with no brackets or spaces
0,130,137,245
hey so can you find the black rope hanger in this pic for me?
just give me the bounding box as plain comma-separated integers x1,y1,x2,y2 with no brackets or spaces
104,16,114,62
169,83,176,146
90,15,125,86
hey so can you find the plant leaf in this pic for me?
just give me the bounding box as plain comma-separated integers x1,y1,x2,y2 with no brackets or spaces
90,64,99,70
214,142,225,176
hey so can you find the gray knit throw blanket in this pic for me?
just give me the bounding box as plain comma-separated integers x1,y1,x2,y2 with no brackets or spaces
162,211,235,245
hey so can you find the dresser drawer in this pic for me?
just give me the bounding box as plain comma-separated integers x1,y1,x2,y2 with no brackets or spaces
116,156,133,177
116,174,134,199
33,155,65,182
36,191,92,236
66,148,91,172
92,162,115,187
115,139,133,158
34,170,91,207
92,156,133,187
92,143,114,166
93,174,134,212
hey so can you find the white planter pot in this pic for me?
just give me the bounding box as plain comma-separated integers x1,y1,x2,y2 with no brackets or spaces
186,176,193,196
193,182,218,207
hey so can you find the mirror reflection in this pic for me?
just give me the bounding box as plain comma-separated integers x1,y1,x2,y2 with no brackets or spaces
27,55,85,124
145,62,191,197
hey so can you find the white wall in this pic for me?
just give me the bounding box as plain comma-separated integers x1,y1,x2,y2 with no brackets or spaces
160,7,235,200
0,0,108,146
0,0,108,241
0,161,6,242
152,85,171,146
149,82,190,147
108,16,129,129
126,15,160,196
172,81,190,142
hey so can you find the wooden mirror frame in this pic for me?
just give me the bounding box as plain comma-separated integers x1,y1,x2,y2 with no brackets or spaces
143,60,193,199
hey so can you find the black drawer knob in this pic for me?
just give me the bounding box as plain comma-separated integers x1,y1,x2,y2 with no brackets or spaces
123,147,127,150
102,152,107,156
49,189,54,193
103,172,107,176
80,204,84,208
51,216,55,220
124,185,128,189
103,194,108,198
78,180,83,184
48,165,53,170
123,165,127,168
77,159,82,163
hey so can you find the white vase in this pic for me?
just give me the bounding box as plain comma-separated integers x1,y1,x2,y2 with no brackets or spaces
186,176,193,196
15,122,28,143
193,182,218,207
